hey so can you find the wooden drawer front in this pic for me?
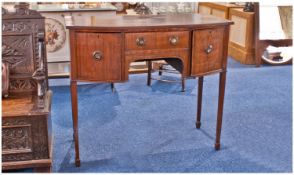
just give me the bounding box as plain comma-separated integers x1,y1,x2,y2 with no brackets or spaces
125,31,189,51
191,27,225,75
75,33,122,81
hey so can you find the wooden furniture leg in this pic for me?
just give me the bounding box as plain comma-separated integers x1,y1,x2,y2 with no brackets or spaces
215,71,226,150
158,64,163,76
196,76,204,128
147,60,152,86
70,80,80,167
111,83,115,92
181,75,186,92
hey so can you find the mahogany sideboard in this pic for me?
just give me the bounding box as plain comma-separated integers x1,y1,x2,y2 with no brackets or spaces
66,13,233,167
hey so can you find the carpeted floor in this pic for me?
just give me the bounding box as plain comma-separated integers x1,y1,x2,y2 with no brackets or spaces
48,58,292,172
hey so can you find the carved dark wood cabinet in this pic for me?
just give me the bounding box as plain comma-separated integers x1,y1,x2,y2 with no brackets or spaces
2,4,53,172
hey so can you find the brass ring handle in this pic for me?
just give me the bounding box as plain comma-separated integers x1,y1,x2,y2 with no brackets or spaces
136,37,146,46
92,51,103,61
169,36,179,45
205,44,213,54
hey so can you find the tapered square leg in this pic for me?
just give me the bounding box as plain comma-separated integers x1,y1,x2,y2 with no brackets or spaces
147,61,152,86
111,83,115,92
158,64,163,76
215,71,226,151
196,76,204,129
181,75,186,92
70,80,80,167
215,143,220,150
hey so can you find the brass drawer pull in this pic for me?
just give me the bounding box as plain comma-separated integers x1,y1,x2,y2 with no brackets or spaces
205,44,213,54
169,36,179,45
136,37,146,46
92,51,103,60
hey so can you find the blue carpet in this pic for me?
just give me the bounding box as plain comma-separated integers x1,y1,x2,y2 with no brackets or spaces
48,58,292,172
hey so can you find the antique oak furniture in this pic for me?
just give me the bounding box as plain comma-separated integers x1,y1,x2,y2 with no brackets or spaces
2,4,53,172
67,13,233,167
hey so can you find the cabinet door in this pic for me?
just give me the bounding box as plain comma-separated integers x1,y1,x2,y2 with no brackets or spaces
75,33,122,81
191,27,225,76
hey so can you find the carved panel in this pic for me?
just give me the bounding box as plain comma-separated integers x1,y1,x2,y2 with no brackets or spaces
9,78,37,92
2,8,46,96
2,21,39,33
2,35,34,73
2,116,49,162
2,118,30,126
2,153,33,162
2,125,32,151
32,119,49,159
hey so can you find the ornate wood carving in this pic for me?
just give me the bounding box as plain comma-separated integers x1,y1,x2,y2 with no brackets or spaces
2,35,34,73
2,4,52,170
9,78,37,91
2,153,33,162
2,4,47,98
31,119,49,159
2,118,30,126
2,116,49,162
32,68,46,108
2,62,10,97
2,21,39,33
2,43,22,56
2,126,32,150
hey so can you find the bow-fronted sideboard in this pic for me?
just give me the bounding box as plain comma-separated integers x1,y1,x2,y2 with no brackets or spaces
66,14,233,167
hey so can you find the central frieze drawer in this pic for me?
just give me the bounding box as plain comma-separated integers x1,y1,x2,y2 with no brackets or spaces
125,31,189,51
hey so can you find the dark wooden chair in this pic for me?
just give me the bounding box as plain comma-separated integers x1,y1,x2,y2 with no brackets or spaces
2,3,53,172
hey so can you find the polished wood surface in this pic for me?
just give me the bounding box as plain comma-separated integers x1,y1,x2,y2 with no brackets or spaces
67,13,232,30
75,33,122,81
2,95,50,117
191,27,225,75
125,31,189,51
70,80,80,167
215,71,227,150
67,13,232,167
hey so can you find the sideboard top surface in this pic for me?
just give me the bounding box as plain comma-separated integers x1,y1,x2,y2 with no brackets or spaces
66,13,233,30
